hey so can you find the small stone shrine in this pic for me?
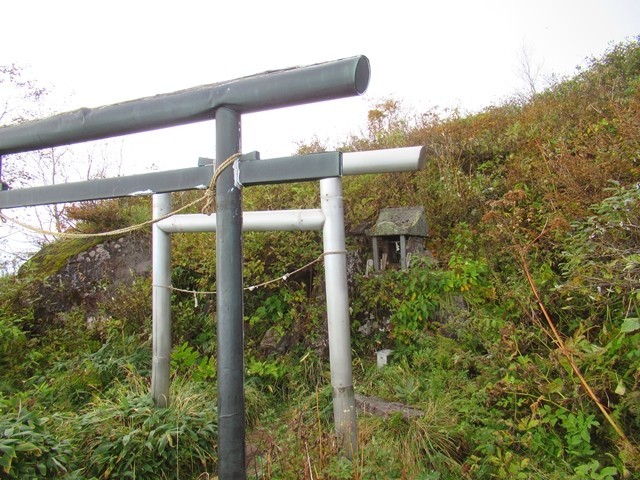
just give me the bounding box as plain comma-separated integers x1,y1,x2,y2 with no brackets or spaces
367,206,428,271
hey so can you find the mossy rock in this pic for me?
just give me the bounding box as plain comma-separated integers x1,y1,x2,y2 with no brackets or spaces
18,236,106,281
14,233,151,331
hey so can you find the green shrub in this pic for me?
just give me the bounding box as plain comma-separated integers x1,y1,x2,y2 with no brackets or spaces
352,248,492,348
171,341,216,382
0,397,73,478
74,375,217,479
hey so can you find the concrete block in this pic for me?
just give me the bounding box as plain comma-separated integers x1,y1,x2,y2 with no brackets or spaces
376,349,393,368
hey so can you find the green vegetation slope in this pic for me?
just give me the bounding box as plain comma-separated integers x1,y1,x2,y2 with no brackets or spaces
1,38,639,478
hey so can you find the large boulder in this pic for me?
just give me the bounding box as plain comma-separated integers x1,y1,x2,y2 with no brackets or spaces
18,233,151,328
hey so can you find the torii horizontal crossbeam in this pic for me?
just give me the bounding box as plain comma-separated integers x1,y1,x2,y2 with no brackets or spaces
0,56,369,155
0,152,342,208
0,146,426,209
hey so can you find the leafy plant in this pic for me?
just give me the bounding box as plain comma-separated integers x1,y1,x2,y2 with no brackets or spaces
74,375,218,479
247,357,289,394
0,398,72,478
561,411,599,458
352,246,491,347
571,460,618,480
171,341,216,382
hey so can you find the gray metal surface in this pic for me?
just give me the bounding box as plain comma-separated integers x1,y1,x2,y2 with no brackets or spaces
151,193,172,408
321,177,358,457
215,108,246,478
0,152,342,209
0,166,210,209
0,56,369,155
156,209,325,233
342,146,425,175
239,152,341,186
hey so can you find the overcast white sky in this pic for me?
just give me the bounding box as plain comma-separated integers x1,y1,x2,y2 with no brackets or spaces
2,0,638,175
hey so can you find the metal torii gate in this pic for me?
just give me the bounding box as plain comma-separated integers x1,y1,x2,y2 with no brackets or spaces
0,57,424,478
150,145,424,460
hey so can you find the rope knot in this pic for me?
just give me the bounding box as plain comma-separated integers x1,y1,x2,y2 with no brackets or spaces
202,153,241,215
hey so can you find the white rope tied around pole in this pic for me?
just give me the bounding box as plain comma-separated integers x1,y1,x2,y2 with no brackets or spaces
153,250,347,299
0,153,241,239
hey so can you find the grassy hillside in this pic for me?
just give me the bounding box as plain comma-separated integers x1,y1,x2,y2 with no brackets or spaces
1,38,639,478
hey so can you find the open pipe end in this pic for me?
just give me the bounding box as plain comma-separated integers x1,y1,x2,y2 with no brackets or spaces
416,145,427,171
354,56,371,95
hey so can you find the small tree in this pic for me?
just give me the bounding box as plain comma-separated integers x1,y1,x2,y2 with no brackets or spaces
0,64,120,271
513,42,549,103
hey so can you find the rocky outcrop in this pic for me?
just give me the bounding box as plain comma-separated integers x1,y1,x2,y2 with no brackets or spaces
21,233,151,328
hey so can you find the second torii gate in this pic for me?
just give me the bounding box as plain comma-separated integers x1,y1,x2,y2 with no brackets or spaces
150,145,425,460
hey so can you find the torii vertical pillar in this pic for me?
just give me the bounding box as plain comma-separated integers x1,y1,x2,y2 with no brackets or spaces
321,177,358,457
151,193,172,407
216,107,246,478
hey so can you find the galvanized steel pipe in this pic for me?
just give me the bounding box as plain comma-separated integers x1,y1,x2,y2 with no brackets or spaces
151,193,172,408
320,177,358,457
215,108,246,478
0,56,369,155
342,146,426,175
156,209,325,233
